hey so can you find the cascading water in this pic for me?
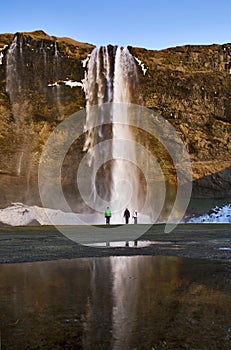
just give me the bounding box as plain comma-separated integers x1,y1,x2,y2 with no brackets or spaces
6,34,25,176
83,45,140,222
83,46,114,206
112,47,139,220
5,33,62,192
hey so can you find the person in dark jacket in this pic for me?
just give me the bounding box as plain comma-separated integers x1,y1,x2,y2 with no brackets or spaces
123,208,130,224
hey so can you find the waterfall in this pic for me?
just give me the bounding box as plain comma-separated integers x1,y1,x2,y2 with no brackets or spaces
83,46,139,222
6,34,25,177
112,47,139,219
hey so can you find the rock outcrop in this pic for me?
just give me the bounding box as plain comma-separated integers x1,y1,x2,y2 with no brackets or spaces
0,31,230,209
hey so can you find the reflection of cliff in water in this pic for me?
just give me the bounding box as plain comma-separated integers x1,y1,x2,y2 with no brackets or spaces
1,256,231,349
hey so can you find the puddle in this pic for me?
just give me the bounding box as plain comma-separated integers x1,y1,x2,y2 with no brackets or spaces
86,240,174,248
1,256,231,349
218,247,231,251
87,240,152,247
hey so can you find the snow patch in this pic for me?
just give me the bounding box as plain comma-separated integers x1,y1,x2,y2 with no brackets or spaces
82,55,90,68
186,204,231,223
63,80,84,88
0,203,84,226
48,80,84,88
134,57,148,75
0,45,8,65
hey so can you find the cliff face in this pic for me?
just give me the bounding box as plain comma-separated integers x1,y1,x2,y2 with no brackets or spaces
0,31,94,207
0,31,230,209
132,45,231,197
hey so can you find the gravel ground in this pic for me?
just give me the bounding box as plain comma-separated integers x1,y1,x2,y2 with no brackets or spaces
0,223,230,264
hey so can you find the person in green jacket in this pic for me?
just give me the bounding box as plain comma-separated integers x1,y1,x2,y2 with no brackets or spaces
104,206,112,225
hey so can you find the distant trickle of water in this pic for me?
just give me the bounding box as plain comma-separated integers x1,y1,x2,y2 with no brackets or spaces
5,33,61,182
83,46,139,220
6,35,23,125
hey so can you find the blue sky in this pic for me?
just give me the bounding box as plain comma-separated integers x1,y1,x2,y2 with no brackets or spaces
1,0,231,50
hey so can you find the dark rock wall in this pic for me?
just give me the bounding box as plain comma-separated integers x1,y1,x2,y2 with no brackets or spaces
0,31,230,208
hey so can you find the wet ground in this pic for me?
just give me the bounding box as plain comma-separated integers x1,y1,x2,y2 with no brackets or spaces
0,224,231,349
0,223,230,264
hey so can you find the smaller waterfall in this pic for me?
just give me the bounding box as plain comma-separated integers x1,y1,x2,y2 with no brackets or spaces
6,34,23,109
83,46,115,205
51,41,61,110
6,34,25,176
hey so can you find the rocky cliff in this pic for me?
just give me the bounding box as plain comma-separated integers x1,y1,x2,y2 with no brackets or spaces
0,31,94,208
132,44,231,198
0,30,230,209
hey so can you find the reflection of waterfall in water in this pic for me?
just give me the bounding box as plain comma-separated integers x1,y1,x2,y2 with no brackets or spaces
83,46,139,221
111,256,139,349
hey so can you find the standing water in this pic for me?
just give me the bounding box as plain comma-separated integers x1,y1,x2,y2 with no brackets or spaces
83,46,139,222
1,256,231,349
